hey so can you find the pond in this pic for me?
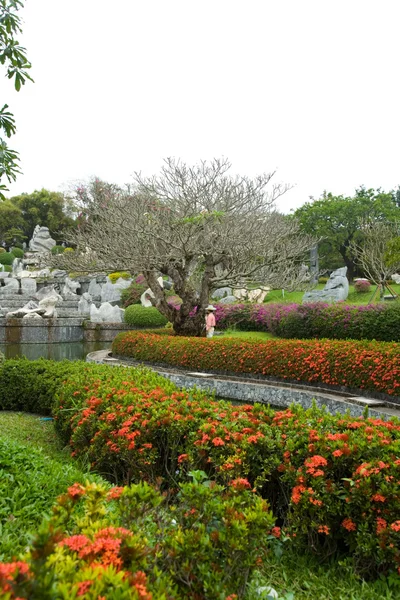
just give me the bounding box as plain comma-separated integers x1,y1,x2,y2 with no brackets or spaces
0,341,111,361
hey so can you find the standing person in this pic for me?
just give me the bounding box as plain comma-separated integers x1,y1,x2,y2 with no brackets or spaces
205,305,216,338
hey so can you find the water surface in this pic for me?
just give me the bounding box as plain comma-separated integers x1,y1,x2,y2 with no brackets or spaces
0,341,111,361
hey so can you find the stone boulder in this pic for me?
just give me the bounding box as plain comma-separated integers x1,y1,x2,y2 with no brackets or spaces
21,278,37,296
35,285,62,303
88,278,102,301
0,278,19,297
62,277,80,299
303,267,349,303
78,292,93,316
218,295,237,304
101,277,132,304
211,287,232,300
90,302,124,323
29,225,56,252
247,288,270,303
392,273,400,284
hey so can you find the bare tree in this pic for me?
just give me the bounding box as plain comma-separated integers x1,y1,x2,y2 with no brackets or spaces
351,221,400,296
54,158,316,335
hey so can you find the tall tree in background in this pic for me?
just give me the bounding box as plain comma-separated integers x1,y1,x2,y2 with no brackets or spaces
9,189,76,241
53,159,315,336
293,187,400,280
0,0,32,198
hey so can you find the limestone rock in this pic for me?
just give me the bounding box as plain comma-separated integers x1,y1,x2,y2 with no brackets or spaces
78,292,93,315
211,287,232,300
101,277,132,303
247,288,270,303
23,312,43,320
21,278,37,296
90,302,124,323
218,295,237,304
88,278,102,301
232,288,247,300
35,285,62,303
29,225,56,252
392,273,400,284
0,278,19,297
303,267,349,303
38,295,58,318
62,276,80,298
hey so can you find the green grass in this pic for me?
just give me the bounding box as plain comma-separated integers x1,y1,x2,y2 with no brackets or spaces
0,412,69,462
247,547,400,600
222,329,276,341
0,412,105,561
263,284,400,306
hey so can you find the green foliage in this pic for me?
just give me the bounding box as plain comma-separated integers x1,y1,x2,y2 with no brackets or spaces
0,248,4,253
124,304,168,327
9,188,75,241
0,0,33,197
294,187,400,279
112,331,400,396
385,236,400,268
2,264,12,271
0,251,14,265
50,244,65,255
108,271,131,283
0,436,101,561
10,245,23,257
121,281,147,307
0,199,24,244
0,478,273,598
354,279,371,293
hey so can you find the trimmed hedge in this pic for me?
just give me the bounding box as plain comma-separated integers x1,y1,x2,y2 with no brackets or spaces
112,331,400,397
10,247,24,258
214,302,400,342
0,252,15,265
124,304,168,327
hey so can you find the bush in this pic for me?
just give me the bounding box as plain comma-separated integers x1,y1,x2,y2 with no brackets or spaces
2,358,400,574
354,279,371,293
50,245,65,255
124,304,168,327
318,276,329,284
0,248,5,254
120,281,147,307
2,265,12,272
0,479,273,599
112,331,400,397
0,252,15,265
108,271,131,284
215,302,400,342
10,247,23,258
53,365,400,574
64,247,74,252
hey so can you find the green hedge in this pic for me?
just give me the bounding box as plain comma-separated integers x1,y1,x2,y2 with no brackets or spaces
112,331,400,397
124,304,168,327
10,247,24,258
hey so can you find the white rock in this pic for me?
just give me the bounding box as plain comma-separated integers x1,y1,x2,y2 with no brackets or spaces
88,278,102,300
38,296,58,317
29,225,56,252
232,288,247,300
35,285,62,303
62,277,80,298
392,273,400,284
218,295,237,304
0,278,19,297
78,292,93,315
21,278,37,296
90,302,124,323
23,312,43,320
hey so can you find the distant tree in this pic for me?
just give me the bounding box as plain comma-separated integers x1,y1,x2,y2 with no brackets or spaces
293,187,400,280
9,189,76,241
0,198,24,244
351,222,400,293
52,158,316,336
0,0,33,198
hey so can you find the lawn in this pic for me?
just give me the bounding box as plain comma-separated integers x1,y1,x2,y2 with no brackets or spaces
264,284,400,305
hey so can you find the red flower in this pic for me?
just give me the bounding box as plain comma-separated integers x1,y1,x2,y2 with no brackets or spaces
67,483,86,498
230,478,251,490
212,437,225,446
342,518,356,532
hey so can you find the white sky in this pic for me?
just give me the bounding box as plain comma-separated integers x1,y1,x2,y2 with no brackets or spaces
2,0,400,212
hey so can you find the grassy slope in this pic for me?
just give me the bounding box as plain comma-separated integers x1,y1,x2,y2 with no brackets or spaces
263,284,400,306
0,412,103,561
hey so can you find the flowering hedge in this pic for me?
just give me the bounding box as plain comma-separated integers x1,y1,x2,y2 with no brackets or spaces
51,363,400,574
0,479,273,599
112,331,400,397
214,302,400,342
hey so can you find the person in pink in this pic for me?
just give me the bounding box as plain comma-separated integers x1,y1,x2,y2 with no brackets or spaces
205,305,216,338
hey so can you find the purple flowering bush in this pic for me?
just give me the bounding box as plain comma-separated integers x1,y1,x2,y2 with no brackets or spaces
215,302,400,342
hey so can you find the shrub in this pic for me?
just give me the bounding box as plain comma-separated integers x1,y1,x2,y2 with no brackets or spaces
3,265,12,272
120,281,147,307
112,331,400,397
0,252,15,265
354,279,371,293
10,247,23,258
215,302,400,342
318,276,329,284
64,247,74,252
0,478,273,599
53,365,400,575
50,245,65,255
108,271,131,284
0,248,5,253
124,304,168,327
